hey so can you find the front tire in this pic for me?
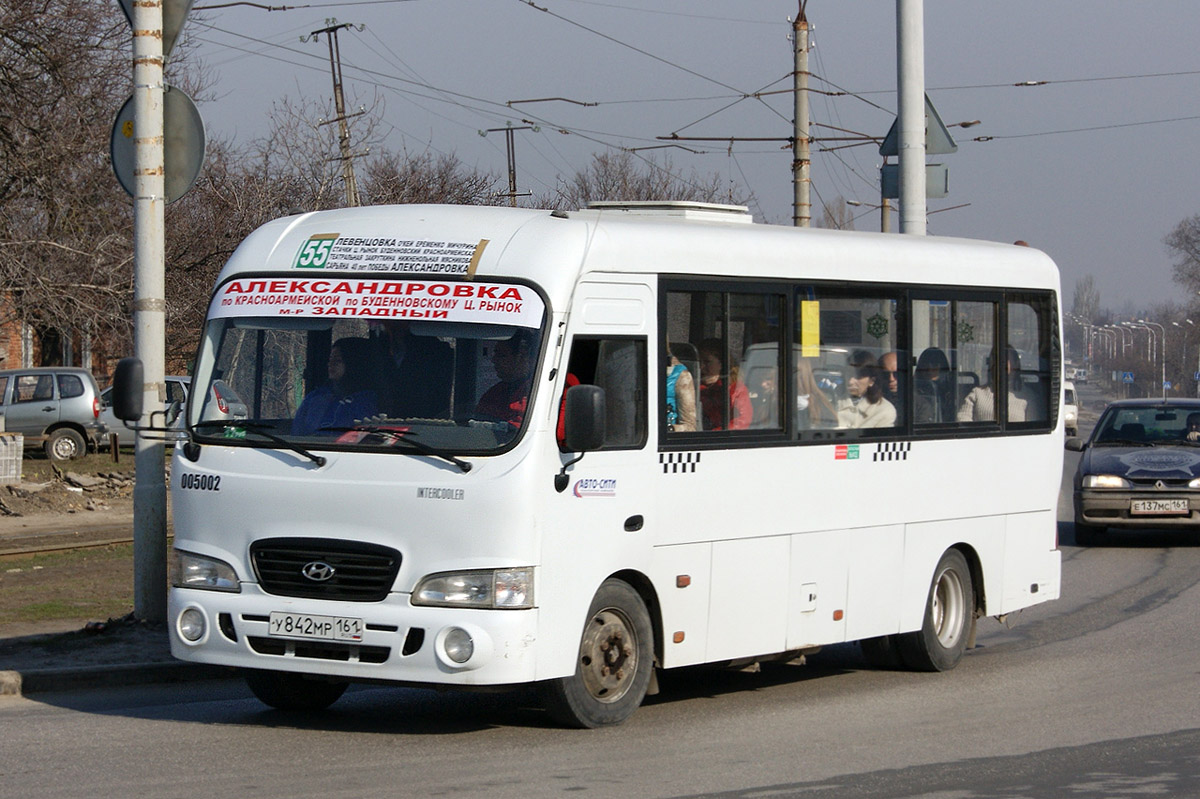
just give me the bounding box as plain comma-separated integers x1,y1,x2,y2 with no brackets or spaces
898,549,974,672
45,428,85,461
539,579,654,728
244,669,348,711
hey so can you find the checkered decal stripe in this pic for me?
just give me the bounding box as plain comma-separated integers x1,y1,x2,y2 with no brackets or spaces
873,442,911,461
660,452,701,474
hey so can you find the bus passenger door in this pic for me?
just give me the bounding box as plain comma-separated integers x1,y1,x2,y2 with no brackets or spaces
550,280,656,607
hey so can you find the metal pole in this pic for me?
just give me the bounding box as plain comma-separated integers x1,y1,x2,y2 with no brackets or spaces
312,23,360,207
792,5,810,227
896,0,926,234
1142,320,1166,399
504,128,518,207
131,0,168,623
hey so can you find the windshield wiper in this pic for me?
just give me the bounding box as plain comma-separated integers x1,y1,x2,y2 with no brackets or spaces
334,425,472,473
193,420,327,467
1096,438,1151,447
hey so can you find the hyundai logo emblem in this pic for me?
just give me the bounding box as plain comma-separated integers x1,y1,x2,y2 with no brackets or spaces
301,561,336,582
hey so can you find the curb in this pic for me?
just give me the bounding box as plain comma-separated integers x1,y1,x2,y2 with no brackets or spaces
0,662,235,697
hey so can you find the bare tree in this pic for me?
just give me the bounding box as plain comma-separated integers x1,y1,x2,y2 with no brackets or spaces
361,150,497,206
818,197,855,230
542,151,738,211
1167,214,1200,296
0,0,132,365
1071,275,1100,321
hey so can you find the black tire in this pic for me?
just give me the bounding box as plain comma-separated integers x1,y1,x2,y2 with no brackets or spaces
539,579,655,728
244,669,348,711
898,549,974,672
1074,522,1103,546
860,634,906,670
45,428,85,462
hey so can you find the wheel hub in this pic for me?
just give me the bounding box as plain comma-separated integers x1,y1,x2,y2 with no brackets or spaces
579,609,637,703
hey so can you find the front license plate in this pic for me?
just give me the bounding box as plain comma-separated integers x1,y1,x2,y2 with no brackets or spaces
268,611,363,642
1130,499,1189,515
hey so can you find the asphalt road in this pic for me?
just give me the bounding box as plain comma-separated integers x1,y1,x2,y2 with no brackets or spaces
2,385,1199,799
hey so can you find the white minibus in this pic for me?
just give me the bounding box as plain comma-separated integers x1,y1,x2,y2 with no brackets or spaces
122,201,1063,727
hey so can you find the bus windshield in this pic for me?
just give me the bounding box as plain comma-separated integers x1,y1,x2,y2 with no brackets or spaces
189,277,546,454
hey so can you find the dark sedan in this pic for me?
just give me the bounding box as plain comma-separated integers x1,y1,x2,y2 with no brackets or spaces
1067,398,1200,545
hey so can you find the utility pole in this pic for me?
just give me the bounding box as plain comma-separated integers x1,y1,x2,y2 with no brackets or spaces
792,2,810,227
309,21,360,207
482,126,534,206
131,0,168,623
896,0,926,234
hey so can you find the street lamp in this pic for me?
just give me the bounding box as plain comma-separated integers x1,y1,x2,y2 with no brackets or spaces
1139,320,1166,399
846,199,890,233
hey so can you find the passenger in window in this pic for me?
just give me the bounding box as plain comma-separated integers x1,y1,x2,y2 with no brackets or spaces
957,347,1027,422
697,338,751,430
476,329,538,427
665,344,697,432
293,337,379,435
836,350,897,429
913,348,955,423
796,358,836,429
1184,413,1200,442
879,351,904,420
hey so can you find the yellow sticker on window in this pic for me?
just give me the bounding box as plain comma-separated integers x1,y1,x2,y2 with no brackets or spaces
801,300,820,358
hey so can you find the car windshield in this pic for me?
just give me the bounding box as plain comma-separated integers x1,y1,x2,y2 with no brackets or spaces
189,276,546,454
1092,406,1200,446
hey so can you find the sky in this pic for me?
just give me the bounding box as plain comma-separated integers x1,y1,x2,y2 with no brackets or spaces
176,0,1200,313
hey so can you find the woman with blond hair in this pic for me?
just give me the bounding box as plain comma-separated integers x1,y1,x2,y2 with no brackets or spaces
795,358,836,429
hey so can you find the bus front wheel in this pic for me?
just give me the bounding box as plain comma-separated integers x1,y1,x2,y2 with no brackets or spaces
244,669,348,711
539,579,654,728
898,549,974,672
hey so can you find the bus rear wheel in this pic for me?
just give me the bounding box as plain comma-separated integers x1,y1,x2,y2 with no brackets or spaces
898,549,974,672
244,669,348,711
539,579,654,728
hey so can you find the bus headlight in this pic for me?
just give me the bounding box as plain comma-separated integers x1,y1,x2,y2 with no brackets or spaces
1082,475,1131,489
173,549,241,592
412,568,534,609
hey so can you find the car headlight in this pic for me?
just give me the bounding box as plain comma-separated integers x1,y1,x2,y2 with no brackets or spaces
173,549,241,592
1189,478,1200,489
1082,474,1131,489
412,568,534,609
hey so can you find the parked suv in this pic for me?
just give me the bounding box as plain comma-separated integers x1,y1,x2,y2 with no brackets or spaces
0,367,105,460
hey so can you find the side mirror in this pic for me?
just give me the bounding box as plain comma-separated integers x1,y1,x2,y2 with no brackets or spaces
112,358,144,422
563,385,606,452
1065,437,1085,452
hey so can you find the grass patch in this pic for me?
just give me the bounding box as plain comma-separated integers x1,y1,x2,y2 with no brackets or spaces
0,543,137,626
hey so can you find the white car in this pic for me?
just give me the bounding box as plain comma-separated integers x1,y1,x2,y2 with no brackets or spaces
99,375,190,448
1063,380,1078,436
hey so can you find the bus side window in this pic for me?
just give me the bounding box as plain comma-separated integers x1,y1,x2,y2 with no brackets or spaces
562,337,647,450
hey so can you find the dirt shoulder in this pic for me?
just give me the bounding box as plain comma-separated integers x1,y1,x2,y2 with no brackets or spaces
0,453,166,644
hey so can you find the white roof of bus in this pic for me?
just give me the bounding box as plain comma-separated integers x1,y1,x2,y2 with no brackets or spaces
217,204,1060,307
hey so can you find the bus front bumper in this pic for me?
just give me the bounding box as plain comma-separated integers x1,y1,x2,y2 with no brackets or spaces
168,586,541,687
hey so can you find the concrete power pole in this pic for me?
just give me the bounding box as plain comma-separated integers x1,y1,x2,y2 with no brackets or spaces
792,2,810,228
897,0,926,234
310,22,360,207
131,0,168,623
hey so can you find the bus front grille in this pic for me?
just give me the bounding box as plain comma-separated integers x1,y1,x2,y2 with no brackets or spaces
250,538,401,602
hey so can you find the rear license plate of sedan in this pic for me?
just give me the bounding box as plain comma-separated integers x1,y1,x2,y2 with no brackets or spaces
1130,499,1189,515
268,611,363,642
